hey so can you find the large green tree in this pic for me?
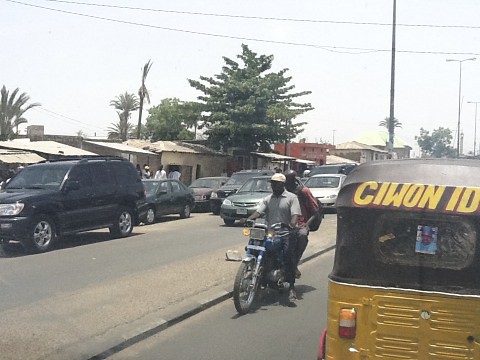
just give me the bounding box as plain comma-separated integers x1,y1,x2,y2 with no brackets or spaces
188,44,313,152
415,127,456,158
145,98,195,141
109,92,139,141
0,85,40,140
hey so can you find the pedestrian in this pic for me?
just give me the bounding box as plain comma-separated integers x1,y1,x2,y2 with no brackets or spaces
168,166,181,180
241,173,301,301
155,164,167,179
136,164,142,178
143,164,152,179
284,170,320,279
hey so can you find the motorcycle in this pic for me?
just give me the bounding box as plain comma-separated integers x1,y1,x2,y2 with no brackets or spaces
233,220,291,315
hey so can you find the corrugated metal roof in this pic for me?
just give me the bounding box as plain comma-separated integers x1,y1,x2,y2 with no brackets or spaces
335,141,388,153
354,131,411,149
0,150,45,164
0,140,96,156
294,159,316,165
252,152,296,160
326,155,357,164
84,141,156,155
125,140,224,155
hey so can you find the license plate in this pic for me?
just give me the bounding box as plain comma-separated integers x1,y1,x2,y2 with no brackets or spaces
237,208,248,215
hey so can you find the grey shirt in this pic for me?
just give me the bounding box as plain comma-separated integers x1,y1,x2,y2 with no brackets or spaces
257,190,301,226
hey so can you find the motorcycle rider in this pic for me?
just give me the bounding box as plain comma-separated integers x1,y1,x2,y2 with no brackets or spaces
241,173,301,301
284,170,320,279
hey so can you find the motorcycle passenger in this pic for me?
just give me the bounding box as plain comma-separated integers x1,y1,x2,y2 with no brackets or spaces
242,173,301,301
284,170,320,279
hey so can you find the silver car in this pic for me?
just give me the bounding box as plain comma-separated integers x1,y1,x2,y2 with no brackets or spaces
304,174,347,210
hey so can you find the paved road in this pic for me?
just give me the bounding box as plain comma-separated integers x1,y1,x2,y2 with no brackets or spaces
0,212,336,360
110,251,334,360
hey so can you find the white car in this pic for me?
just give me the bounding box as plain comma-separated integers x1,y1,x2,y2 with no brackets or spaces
304,174,347,210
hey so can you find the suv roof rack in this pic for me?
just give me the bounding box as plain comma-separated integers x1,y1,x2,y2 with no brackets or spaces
37,155,128,164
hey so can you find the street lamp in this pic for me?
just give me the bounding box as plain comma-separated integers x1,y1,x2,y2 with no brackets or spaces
468,101,480,156
446,57,476,158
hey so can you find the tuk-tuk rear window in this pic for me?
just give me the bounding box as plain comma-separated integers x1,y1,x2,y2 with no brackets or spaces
373,212,476,270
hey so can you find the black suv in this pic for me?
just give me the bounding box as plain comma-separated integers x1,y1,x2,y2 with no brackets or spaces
209,169,275,215
0,156,146,253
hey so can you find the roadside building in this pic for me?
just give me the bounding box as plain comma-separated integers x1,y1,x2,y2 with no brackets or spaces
81,141,157,169
125,140,228,185
354,131,412,159
0,139,96,159
0,149,45,182
273,141,334,166
330,141,388,163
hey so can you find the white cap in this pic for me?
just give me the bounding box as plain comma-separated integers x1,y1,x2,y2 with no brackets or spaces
271,173,286,183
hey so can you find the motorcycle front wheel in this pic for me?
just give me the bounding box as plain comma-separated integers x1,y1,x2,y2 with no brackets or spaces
233,261,262,315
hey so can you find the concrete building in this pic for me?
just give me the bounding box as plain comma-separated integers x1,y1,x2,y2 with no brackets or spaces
273,142,334,166
330,141,388,163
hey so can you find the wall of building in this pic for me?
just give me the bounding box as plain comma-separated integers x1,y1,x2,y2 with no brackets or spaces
274,142,334,165
159,152,228,185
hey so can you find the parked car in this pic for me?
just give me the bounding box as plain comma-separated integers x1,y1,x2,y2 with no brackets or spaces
189,176,228,212
304,174,347,211
220,176,272,226
140,179,195,225
307,163,357,177
0,156,146,253
210,169,275,215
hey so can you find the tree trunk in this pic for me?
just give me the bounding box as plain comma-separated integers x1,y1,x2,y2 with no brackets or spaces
137,97,144,139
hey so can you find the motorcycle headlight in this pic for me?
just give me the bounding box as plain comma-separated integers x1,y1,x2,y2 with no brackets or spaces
222,199,232,206
0,202,24,216
249,228,265,240
210,192,218,199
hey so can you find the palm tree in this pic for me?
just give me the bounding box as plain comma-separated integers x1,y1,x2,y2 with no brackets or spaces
108,113,135,140
109,92,139,141
137,60,152,139
379,116,402,129
0,85,40,140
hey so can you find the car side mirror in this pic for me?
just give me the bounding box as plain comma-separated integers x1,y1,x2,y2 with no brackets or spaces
157,189,167,195
64,180,80,191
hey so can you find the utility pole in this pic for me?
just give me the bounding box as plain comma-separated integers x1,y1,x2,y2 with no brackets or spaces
446,57,476,158
468,101,480,156
387,0,396,159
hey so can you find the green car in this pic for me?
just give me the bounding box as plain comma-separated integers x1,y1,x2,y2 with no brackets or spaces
220,176,272,226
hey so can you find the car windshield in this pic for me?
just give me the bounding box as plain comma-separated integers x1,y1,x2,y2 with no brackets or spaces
190,178,221,188
142,181,160,195
237,178,272,193
224,173,257,185
6,164,70,190
305,176,341,188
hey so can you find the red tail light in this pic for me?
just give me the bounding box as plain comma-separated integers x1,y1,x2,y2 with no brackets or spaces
338,308,356,339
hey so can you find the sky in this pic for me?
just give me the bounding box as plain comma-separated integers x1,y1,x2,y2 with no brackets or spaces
2,0,480,157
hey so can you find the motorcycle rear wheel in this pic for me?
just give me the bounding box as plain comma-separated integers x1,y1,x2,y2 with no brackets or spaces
233,261,262,315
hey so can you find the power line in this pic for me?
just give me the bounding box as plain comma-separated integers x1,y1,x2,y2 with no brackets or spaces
5,0,480,56
42,0,480,30
33,107,106,133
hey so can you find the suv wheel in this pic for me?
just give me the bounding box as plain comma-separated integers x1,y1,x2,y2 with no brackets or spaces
145,206,156,225
110,207,134,238
25,215,57,253
179,204,191,219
